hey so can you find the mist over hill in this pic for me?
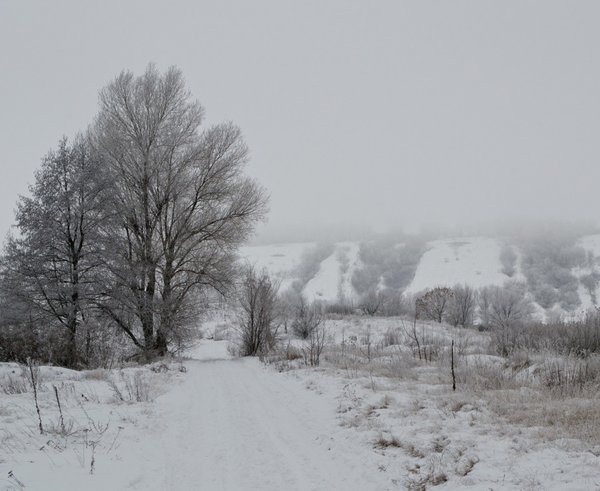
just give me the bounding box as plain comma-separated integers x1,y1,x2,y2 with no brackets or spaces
241,224,600,321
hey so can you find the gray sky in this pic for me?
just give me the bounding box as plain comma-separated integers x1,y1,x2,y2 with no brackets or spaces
1,1,599,243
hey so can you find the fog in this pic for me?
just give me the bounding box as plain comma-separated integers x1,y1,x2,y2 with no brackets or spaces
1,1,599,244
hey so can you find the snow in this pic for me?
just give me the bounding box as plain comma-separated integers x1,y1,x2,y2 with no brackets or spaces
239,242,314,291
405,237,510,294
0,342,389,490
303,242,361,302
2,332,600,490
241,236,600,314
241,242,362,302
140,341,383,490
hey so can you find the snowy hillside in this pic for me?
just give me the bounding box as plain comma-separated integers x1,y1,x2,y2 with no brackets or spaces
404,237,509,294
239,242,314,292
303,242,361,302
241,234,600,315
573,234,600,312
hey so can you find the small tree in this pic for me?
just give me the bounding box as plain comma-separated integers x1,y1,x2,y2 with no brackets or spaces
484,282,534,356
486,282,533,331
302,324,327,367
291,296,323,339
359,288,385,316
446,284,477,327
416,287,454,323
237,267,279,356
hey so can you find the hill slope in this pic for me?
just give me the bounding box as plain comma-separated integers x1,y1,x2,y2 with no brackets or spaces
241,234,600,317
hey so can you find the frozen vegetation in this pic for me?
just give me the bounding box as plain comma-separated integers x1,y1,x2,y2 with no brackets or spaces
3,313,600,490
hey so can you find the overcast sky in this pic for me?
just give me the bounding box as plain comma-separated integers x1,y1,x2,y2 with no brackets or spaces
1,1,599,243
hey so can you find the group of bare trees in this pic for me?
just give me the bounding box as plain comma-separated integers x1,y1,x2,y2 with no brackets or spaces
0,65,267,367
415,283,534,329
235,274,328,365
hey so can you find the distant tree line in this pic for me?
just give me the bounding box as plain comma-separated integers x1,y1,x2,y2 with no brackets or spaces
0,65,267,368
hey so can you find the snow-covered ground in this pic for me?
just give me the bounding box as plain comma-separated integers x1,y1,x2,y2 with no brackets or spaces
3,326,600,490
405,237,509,294
0,342,390,490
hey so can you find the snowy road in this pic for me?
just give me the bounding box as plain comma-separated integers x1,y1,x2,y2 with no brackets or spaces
129,341,385,491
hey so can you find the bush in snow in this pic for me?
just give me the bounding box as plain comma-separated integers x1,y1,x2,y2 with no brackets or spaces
291,296,323,339
236,267,280,356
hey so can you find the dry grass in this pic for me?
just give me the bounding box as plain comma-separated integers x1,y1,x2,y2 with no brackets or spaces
1,373,30,394
488,391,600,445
374,434,402,449
290,314,600,448
107,371,156,403
82,369,110,381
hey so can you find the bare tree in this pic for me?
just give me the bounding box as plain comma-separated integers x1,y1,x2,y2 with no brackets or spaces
302,324,327,367
359,287,385,316
94,64,267,359
483,282,535,356
237,267,280,356
486,282,534,330
156,122,267,353
446,284,477,327
416,287,454,323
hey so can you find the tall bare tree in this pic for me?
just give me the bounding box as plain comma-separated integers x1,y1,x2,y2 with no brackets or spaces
94,64,267,358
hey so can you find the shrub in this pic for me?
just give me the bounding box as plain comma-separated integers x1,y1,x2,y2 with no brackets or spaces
236,267,280,356
291,296,323,339
108,371,154,403
302,324,327,367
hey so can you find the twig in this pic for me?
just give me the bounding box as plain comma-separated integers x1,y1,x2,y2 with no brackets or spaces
451,339,456,391
53,385,66,434
27,358,44,434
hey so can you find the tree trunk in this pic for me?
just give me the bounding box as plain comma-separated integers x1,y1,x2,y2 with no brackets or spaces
157,259,174,356
66,275,79,368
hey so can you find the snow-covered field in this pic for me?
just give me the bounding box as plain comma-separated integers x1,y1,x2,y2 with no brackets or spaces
3,317,600,490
